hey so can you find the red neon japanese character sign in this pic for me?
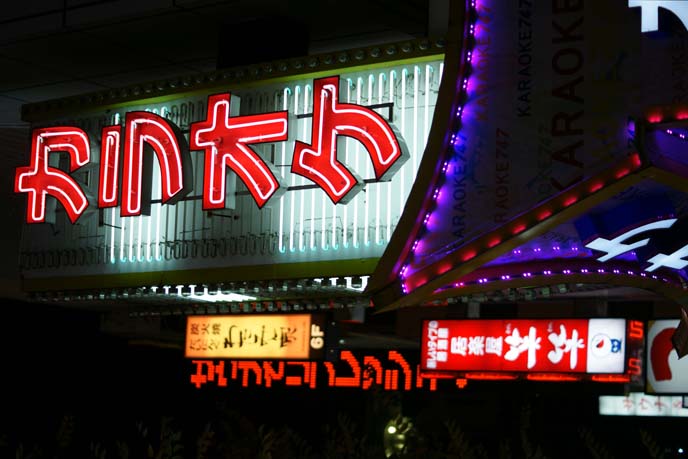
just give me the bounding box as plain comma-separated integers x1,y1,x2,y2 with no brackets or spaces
190,94,288,209
121,111,191,216
292,76,408,203
15,74,409,224
98,125,121,208
14,127,91,223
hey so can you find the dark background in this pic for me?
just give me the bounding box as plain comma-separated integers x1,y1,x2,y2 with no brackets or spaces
0,1,686,457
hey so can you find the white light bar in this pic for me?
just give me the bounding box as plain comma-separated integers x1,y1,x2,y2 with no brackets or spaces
599,393,688,417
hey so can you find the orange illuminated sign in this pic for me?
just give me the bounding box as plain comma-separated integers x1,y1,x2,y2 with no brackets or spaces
184,314,326,359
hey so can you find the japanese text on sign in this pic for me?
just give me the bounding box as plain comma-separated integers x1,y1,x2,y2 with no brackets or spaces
185,314,325,359
422,319,627,374
584,218,688,273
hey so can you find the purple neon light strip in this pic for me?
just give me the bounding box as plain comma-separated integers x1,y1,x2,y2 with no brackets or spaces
444,265,677,292
399,0,479,286
665,129,688,141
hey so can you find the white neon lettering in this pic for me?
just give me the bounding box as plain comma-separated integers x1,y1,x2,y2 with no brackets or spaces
585,218,677,262
646,243,688,271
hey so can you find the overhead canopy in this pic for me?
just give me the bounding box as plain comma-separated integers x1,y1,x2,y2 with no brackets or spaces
367,0,688,323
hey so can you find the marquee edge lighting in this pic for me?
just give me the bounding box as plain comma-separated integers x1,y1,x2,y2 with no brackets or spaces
428,259,685,299
403,154,644,293
394,0,479,295
22,38,447,123
370,151,647,314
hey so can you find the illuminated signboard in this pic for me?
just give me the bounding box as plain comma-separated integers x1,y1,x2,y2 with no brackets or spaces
15,75,407,222
584,217,688,273
626,319,646,391
647,319,688,394
421,319,627,374
17,59,442,280
185,314,326,359
599,393,688,417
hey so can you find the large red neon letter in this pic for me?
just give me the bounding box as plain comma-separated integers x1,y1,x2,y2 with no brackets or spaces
121,112,191,216
15,127,90,224
98,125,121,208
291,76,408,203
190,94,288,209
